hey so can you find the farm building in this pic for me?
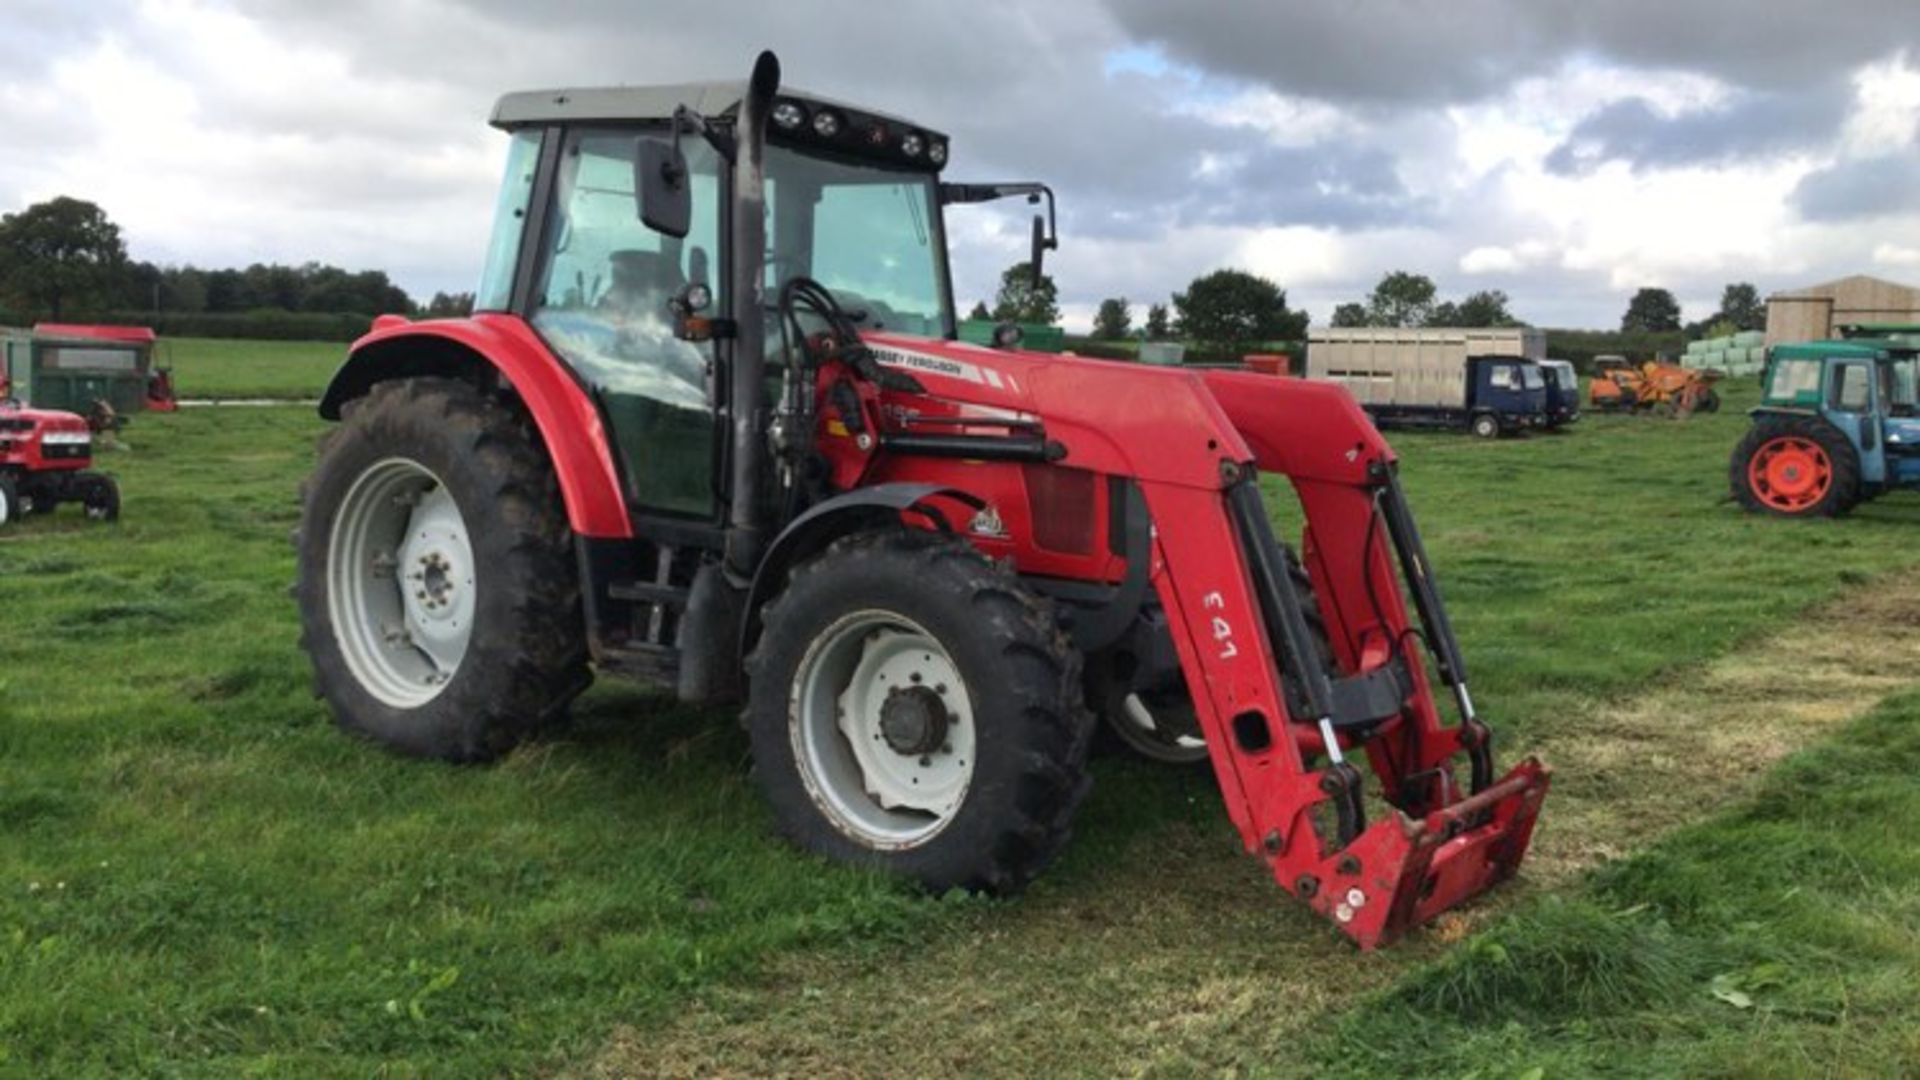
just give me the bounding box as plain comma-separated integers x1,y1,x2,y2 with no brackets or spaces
1765,274,1920,346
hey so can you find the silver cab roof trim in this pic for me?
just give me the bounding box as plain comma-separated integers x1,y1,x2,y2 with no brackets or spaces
489,81,926,132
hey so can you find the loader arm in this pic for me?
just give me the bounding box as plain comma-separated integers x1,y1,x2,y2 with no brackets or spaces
848,337,1549,947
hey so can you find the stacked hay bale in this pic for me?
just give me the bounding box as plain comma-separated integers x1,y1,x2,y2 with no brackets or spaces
1683,330,1767,378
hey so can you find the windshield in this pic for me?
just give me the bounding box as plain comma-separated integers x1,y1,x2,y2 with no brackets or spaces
1521,364,1544,390
765,145,950,338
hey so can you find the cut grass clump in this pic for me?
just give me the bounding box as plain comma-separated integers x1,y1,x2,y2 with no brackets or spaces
1390,898,1703,1025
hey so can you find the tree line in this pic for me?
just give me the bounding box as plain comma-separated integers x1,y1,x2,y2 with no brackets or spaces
0,195,474,323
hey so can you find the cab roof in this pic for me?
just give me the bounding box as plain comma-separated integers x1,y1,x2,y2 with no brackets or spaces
1772,340,1889,361
490,81,924,132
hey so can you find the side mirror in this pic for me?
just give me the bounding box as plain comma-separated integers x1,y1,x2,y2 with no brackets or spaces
1028,214,1048,288
635,137,691,239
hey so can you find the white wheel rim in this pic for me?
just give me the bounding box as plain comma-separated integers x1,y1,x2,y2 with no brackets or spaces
0,488,10,526
790,610,976,850
327,457,476,708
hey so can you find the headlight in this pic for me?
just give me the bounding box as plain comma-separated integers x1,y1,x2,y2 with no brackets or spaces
927,140,947,166
811,109,842,138
41,431,90,445
771,100,805,130
901,131,924,158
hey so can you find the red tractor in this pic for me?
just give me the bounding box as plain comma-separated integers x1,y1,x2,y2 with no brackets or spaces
296,53,1548,948
0,378,121,526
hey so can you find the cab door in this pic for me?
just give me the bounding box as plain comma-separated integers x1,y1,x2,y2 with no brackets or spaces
1826,358,1883,484
527,128,725,519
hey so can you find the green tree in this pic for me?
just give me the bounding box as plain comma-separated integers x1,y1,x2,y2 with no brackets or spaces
1092,297,1132,339
1365,270,1437,328
1621,287,1682,333
991,262,1060,325
1172,269,1308,354
0,196,128,319
1716,282,1764,331
1449,288,1520,328
1144,302,1170,340
1331,302,1369,328
966,300,991,321
425,291,476,317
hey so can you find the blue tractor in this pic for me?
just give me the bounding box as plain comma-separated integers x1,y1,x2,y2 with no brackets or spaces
1730,326,1920,517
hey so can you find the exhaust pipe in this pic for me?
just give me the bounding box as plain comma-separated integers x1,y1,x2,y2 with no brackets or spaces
725,50,780,580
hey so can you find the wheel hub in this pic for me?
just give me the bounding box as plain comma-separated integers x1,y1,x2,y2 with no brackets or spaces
879,685,950,755
791,612,977,849
327,458,476,708
1750,435,1832,511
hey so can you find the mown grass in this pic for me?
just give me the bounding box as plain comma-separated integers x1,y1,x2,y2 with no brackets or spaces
159,337,342,400
1,377,1918,1073
1317,691,1920,1075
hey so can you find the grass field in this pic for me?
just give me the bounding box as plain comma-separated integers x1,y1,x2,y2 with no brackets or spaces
161,337,343,400
3,371,1918,1074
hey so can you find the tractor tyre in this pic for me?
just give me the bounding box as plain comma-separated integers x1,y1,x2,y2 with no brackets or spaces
0,474,15,527
295,377,590,763
80,474,119,522
1092,550,1333,766
746,529,1095,894
1470,414,1500,439
1698,389,1721,414
1730,416,1860,518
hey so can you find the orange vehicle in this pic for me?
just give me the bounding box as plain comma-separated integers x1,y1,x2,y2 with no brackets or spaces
1588,356,1721,416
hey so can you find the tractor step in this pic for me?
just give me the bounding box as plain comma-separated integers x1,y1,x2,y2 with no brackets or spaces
597,641,680,684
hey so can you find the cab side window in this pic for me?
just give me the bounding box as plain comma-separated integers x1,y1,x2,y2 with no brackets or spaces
1832,363,1872,412
1488,365,1517,390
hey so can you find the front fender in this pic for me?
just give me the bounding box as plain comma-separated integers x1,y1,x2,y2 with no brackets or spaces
740,483,981,655
320,313,632,539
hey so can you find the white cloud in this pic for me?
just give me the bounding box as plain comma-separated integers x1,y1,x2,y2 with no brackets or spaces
1875,242,1920,266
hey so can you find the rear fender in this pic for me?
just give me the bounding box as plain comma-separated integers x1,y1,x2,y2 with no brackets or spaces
320,314,632,539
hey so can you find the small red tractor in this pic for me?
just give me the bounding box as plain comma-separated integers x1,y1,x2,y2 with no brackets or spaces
0,374,121,526
296,53,1548,948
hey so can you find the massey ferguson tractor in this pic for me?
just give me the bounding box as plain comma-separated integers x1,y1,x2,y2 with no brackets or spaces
0,375,120,527
296,53,1548,948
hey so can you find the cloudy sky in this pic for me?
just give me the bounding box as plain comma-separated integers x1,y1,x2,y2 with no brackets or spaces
5,0,1919,330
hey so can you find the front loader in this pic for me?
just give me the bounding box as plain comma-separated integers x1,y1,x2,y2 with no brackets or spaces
295,52,1547,948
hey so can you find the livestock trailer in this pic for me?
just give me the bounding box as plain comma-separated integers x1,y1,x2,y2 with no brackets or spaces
1307,327,1549,437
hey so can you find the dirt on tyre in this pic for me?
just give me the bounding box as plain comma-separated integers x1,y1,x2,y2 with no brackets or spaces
295,377,590,762
747,529,1095,894
1730,416,1860,518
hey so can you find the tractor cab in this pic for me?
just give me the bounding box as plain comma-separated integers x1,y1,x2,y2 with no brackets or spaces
469,78,1053,522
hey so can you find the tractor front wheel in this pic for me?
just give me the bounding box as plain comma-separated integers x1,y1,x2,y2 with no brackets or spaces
747,530,1095,893
1730,417,1859,517
0,474,15,527
295,377,589,762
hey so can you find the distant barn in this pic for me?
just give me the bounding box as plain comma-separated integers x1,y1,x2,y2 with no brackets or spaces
1766,274,1920,346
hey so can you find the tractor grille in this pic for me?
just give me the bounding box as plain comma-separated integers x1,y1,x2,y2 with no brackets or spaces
42,443,89,461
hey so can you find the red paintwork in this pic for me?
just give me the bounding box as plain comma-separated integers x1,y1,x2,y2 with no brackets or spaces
341,313,632,539
0,399,93,474
831,332,1549,948
31,324,156,344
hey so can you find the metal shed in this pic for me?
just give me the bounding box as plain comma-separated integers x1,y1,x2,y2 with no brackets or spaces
1766,275,1920,347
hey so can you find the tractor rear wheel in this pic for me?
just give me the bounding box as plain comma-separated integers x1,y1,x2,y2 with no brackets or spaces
1730,417,1860,518
747,530,1095,894
295,377,589,762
